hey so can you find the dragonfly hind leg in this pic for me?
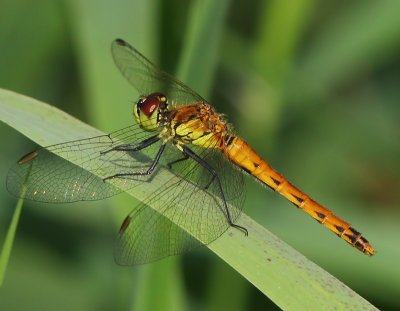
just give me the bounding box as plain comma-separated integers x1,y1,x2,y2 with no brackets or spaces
181,145,248,236
167,154,215,190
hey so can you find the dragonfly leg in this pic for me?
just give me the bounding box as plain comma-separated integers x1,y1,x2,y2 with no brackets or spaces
103,144,166,181
182,145,248,236
101,135,160,154
167,154,189,169
167,154,215,190
204,175,216,190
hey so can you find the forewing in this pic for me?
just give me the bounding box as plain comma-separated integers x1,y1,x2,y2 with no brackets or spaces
6,125,163,203
111,39,205,106
115,137,246,265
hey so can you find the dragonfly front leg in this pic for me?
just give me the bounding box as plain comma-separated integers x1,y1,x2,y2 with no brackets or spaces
181,145,248,236
101,135,160,155
103,137,165,181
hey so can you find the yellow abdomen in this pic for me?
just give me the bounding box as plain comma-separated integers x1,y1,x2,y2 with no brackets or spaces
223,136,375,256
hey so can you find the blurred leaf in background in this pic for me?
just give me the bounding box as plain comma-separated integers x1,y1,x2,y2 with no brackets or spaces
0,0,399,310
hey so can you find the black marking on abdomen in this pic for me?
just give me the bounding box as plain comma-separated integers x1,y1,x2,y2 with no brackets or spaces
292,194,304,204
346,227,362,243
335,225,345,233
270,176,281,186
349,227,360,235
315,211,326,220
355,241,365,249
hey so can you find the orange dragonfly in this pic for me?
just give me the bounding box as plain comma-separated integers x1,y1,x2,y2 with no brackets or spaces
7,39,375,265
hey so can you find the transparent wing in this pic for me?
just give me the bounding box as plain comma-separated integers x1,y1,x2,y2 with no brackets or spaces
112,39,205,106
6,125,164,203
115,135,246,265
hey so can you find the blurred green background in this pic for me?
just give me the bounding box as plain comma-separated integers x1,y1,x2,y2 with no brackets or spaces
1,0,399,310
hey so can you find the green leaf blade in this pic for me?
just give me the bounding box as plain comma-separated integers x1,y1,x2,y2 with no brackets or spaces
0,88,378,310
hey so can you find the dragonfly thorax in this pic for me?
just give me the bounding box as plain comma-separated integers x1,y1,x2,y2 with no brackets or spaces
134,92,168,131
168,103,229,149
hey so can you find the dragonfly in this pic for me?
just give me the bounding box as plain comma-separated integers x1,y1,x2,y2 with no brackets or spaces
7,39,376,265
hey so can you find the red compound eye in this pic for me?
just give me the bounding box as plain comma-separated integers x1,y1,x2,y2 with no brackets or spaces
137,93,167,117
139,97,158,117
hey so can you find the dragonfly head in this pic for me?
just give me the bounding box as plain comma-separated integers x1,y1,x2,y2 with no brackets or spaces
134,92,168,131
